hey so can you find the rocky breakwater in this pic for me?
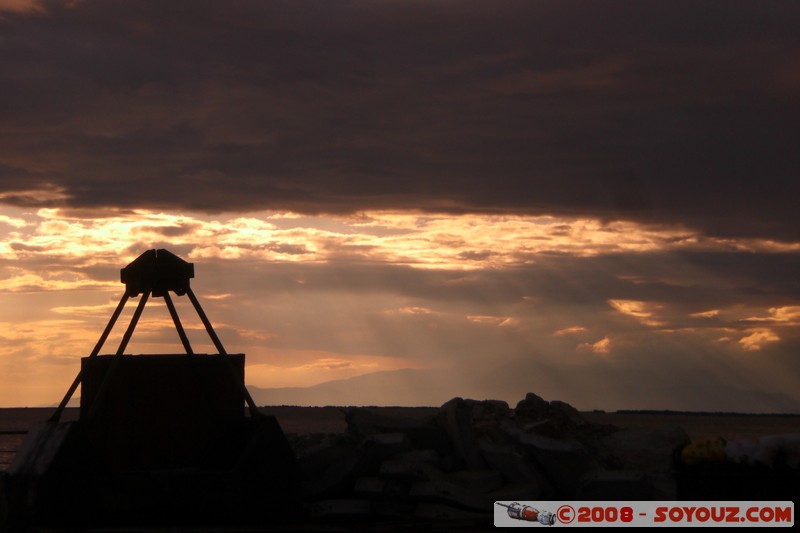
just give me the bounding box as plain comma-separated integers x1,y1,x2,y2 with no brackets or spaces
290,392,690,527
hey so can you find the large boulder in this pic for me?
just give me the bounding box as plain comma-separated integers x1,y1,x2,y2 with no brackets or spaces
505,427,595,497
602,426,689,474
436,398,487,470
514,393,585,438
601,425,689,499
296,434,363,497
345,408,451,453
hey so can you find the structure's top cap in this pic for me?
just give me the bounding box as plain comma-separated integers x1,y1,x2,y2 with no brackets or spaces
120,249,194,297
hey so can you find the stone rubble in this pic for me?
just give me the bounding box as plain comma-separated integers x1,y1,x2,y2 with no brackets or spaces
291,392,691,525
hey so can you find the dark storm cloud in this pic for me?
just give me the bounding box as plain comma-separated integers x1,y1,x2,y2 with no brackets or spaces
185,250,800,315
1,0,799,238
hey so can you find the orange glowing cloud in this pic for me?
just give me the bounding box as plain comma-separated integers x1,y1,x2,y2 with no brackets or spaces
745,306,800,325
466,315,519,327
691,309,720,318
553,325,588,336
2,207,800,278
245,350,425,389
0,272,115,292
739,329,780,351
608,299,665,326
578,337,611,354
395,306,435,315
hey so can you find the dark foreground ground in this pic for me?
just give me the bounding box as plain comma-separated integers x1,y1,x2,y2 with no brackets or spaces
1,405,798,531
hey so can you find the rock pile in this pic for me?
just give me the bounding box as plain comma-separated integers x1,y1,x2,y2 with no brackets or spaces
291,392,690,525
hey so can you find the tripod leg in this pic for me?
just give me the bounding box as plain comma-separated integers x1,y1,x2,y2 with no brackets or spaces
116,291,149,356
164,291,194,354
49,292,130,422
84,291,151,421
91,292,130,357
186,288,226,354
186,288,262,417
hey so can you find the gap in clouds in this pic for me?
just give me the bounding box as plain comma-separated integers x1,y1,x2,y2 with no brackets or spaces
0,207,798,411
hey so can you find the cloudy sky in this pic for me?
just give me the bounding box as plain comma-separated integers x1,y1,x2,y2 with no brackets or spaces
1,0,798,411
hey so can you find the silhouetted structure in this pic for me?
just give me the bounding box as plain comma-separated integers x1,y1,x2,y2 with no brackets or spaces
4,249,299,528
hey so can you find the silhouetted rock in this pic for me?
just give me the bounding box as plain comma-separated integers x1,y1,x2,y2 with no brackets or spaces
372,499,416,519
354,476,409,498
514,393,584,438
514,392,548,412
297,434,357,478
550,400,587,427
477,439,551,494
346,407,451,453
447,469,504,493
602,426,689,473
410,478,490,510
393,448,441,465
577,469,656,500
508,428,595,497
363,432,412,460
414,502,491,522
462,399,511,420
437,398,487,470
307,499,371,519
379,454,444,481
297,434,362,497
601,425,689,499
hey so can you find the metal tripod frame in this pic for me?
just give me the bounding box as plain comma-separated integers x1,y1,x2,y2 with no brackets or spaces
50,287,260,422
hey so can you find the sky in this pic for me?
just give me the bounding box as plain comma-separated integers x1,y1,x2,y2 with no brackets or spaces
1,0,799,411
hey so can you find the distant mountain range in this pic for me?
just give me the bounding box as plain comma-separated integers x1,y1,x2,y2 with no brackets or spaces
247,368,480,407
